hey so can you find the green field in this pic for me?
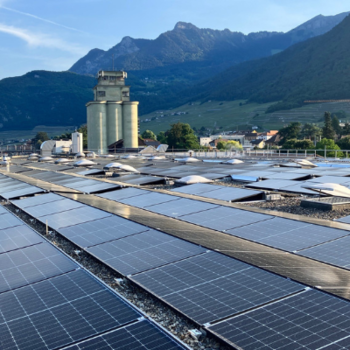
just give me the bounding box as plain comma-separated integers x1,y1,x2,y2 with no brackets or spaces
0,125,75,143
139,100,350,134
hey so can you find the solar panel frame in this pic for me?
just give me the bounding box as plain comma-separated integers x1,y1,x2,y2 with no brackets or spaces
131,252,304,325
119,192,180,208
0,269,141,350
226,217,350,252
62,319,187,350
180,206,273,231
98,187,150,201
86,229,207,276
196,187,262,202
76,182,120,194
0,242,77,293
58,215,150,248
207,289,350,350
1,186,45,199
0,225,43,254
21,198,86,217
171,183,221,195
0,213,24,230
12,193,64,209
147,198,219,218
297,235,350,269
38,206,112,230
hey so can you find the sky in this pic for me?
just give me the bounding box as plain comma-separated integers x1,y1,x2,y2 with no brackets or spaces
0,0,349,79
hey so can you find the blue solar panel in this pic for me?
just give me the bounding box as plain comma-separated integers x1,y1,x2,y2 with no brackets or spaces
0,270,141,350
208,290,350,350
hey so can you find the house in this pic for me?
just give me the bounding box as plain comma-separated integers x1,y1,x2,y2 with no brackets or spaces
251,139,265,149
265,134,282,147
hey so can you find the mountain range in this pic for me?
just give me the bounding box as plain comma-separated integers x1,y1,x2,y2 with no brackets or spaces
0,12,349,131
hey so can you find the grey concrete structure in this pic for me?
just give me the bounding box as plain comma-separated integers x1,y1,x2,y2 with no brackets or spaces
86,71,139,153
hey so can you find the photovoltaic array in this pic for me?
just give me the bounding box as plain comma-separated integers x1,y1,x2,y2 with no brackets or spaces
131,252,304,324
0,203,188,350
8,169,350,349
208,289,350,350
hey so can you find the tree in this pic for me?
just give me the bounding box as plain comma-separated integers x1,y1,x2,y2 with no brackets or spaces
33,131,49,150
343,123,350,136
157,131,167,144
322,112,335,140
278,122,301,144
316,138,343,157
300,123,322,140
141,130,157,140
166,122,200,150
216,140,242,151
331,115,341,137
283,139,314,149
337,136,350,150
78,124,87,149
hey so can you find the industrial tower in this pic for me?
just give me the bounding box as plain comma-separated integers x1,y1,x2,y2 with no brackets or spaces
86,70,139,153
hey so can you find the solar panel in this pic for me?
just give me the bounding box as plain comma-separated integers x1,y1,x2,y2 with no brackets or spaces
208,289,350,349
0,213,24,230
0,182,29,193
307,175,350,185
247,179,300,190
227,217,350,252
298,235,350,269
77,182,120,194
336,214,350,224
12,193,64,208
59,215,150,248
1,186,44,199
180,206,273,231
98,187,149,201
198,187,262,202
119,192,180,208
87,230,206,276
0,242,77,292
77,168,105,176
193,173,228,180
148,198,219,218
171,183,220,195
115,174,165,185
0,269,140,350
264,172,308,180
280,183,317,195
22,198,85,217
247,179,316,194
39,206,112,230
231,174,260,182
0,205,8,215
131,252,303,324
63,319,186,350
67,179,104,189
0,225,43,254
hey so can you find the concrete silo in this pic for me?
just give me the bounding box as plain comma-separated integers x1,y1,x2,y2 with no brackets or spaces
86,71,139,153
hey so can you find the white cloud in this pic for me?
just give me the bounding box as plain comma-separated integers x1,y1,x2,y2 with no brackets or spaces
0,23,86,55
0,6,86,33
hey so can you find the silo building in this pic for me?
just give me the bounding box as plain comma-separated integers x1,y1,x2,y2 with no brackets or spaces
86,70,139,154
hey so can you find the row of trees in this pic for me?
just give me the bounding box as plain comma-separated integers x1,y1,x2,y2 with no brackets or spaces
142,123,201,149
279,112,350,144
278,112,350,155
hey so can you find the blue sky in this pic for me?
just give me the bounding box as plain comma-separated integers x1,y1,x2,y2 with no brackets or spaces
0,0,349,79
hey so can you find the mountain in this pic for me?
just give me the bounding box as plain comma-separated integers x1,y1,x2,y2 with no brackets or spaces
0,71,95,130
287,12,350,43
183,13,350,113
0,13,349,132
70,12,349,81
